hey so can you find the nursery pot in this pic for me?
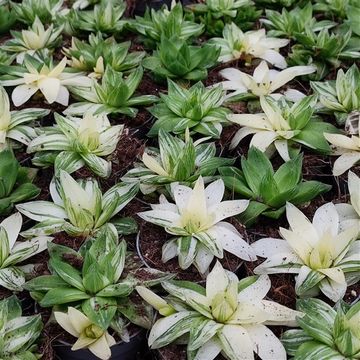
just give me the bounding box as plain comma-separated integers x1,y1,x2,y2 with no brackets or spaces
54,329,146,360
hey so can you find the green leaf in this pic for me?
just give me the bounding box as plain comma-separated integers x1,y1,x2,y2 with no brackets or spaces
0,226,10,265
117,297,153,329
82,263,111,294
82,296,117,330
282,329,313,356
241,147,273,195
0,149,18,198
291,181,331,204
49,258,85,291
296,298,336,346
259,171,280,205
238,201,270,226
24,275,70,292
295,121,339,153
96,278,136,297
7,182,40,204
149,311,202,349
111,217,138,235
263,206,286,219
274,154,302,191
40,288,90,307
296,269,325,296
3,295,22,321
219,167,254,198
295,341,344,360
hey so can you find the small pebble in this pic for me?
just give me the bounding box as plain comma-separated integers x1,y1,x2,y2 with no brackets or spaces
351,290,357,297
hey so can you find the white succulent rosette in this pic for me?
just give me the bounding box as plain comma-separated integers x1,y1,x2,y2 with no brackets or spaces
252,202,360,302
55,307,116,360
27,112,123,178
138,176,256,274
218,61,316,101
3,16,63,63
137,261,301,360
209,23,289,69
0,56,92,107
229,94,338,161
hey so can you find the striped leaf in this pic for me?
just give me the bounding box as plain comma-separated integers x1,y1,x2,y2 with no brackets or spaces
295,341,344,360
188,319,223,351
49,258,85,291
148,311,203,349
54,151,84,174
281,329,313,356
40,288,91,307
0,267,25,291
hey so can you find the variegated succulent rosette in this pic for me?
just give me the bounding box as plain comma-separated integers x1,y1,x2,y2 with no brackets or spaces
252,202,359,302
138,176,256,274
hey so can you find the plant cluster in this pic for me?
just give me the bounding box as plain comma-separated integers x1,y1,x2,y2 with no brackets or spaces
0,0,358,359
187,0,261,36
0,295,43,360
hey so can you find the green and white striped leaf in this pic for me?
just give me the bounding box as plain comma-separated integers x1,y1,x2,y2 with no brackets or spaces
281,329,313,356
295,341,344,360
148,311,203,349
0,267,25,291
188,319,223,351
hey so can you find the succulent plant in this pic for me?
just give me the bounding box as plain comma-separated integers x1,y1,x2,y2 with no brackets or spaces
0,85,49,150
209,23,289,68
26,226,172,335
142,36,220,82
129,1,204,47
288,29,360,79
262,3,336,39
55,307,116,360
282,298,360,360
137,261,301,360
252,202,359,302
217,60,316,102
3,16,63,64
148,80,231,138
0,295,43,360
311,64,360,125
64,33,145,77
138,176,256,274
28,112,123,178
122,129,234,194
0,212,52,290
187,0,260,36
10,0,64,25
0,55,92,107
16,170,139,237
219,147,331,226
229,95,339,161
70,0,127,35
65,66,158,117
